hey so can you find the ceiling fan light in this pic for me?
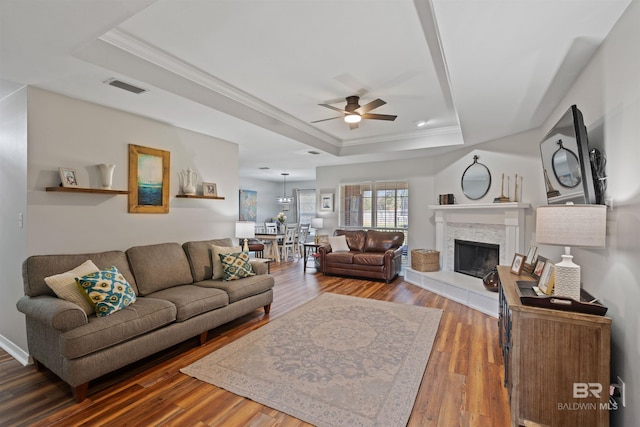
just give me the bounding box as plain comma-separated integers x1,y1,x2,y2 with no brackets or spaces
344,114,361,124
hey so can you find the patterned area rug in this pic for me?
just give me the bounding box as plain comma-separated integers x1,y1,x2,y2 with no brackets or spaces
181,293,442,427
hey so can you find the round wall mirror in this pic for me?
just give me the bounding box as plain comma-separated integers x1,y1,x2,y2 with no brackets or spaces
551,139,581,188
461,155,491,200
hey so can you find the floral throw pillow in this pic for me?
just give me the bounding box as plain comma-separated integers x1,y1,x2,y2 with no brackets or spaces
75,266,137,317
219,252,255,281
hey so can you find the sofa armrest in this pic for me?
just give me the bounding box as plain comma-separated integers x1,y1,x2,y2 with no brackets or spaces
16,295,88,332
249,259,269,275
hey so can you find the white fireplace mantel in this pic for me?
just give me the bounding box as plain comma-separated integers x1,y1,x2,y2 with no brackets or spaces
428,202,531,270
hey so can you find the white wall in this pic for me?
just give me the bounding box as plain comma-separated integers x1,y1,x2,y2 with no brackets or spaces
26,88,240,253
316,128,545,254
0,87,29,362
546,1,639,424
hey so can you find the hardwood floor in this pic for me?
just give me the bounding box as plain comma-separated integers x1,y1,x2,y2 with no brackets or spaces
0,259,510,426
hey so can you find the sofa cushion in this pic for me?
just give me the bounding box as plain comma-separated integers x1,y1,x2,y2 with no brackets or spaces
325,252,355,264
219,252,255,281
328,235,351,252
75,266,137,317
59,297,176,359
335,230,367,252
23,251,138,297
146,285,228,322
126,243,194,296
183,238,235,282
196,274,275,304
353,252,386,266
44,260,101,315
212,245,243,279
363,230,404,252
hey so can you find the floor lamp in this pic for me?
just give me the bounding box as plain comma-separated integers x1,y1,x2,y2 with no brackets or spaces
535,204,606,300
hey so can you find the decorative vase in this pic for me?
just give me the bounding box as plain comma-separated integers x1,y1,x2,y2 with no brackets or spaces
279,223,286,233
483,267,500,292
98,164,115,190
178,167,198,195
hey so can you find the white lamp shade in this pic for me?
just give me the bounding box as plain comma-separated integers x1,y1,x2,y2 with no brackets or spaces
310,218,324,229
235,222,256,239
535,204,606,248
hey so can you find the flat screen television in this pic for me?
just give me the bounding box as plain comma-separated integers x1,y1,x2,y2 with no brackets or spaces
539,105,596,205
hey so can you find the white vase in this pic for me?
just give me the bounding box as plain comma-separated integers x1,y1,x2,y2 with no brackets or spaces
98,164,115,189
178,167,198,195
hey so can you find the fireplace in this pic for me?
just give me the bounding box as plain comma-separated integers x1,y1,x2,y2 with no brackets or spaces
454,239,499,279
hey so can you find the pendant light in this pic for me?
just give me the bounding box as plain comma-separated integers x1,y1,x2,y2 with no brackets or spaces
277,173,293,203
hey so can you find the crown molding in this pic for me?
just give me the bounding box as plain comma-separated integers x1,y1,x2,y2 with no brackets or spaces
342,125,462,147
99,29,341,147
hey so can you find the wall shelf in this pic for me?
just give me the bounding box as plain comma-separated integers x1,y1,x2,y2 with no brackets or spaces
175,194,225,200
46,186,129,195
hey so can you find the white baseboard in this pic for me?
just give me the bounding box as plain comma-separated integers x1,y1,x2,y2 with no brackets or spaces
0,334,31,366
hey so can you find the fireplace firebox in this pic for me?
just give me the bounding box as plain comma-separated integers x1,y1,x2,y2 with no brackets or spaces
454,239,500,279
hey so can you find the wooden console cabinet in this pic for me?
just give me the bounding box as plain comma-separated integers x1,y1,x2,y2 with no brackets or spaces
497,265,611,427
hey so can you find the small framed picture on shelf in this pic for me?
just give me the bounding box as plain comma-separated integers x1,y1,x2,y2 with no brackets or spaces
532,256,547,280
59,167,79,187
538,259,555,295
202,182,217,197
510,253,525,275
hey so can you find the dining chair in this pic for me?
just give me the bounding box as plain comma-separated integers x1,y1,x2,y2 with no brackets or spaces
279,226,297,260
296,223,310,258
265,222,278,234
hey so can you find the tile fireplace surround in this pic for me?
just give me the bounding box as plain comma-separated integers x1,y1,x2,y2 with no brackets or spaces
405,202,530,317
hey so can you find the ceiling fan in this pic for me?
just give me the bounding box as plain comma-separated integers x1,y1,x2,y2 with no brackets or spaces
311,95,397,129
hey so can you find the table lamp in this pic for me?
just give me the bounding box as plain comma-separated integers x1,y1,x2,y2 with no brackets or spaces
235,221,256,252
310,218,324,244
535,204,606,300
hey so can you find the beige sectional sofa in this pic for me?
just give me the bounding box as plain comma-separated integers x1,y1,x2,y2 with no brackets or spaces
16,238,274,402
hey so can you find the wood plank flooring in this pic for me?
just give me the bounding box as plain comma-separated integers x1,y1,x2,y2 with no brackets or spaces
0,259,511,426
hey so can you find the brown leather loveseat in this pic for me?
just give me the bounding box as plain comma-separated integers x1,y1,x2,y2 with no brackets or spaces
317,229,404,283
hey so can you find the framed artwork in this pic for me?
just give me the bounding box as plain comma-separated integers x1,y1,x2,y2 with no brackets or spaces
281,202,290,211
538,259,555,295
510,253,525,275
524,245,538,266
320,193,334,212
59,167,79,187
202,182,218,197
239,189,257,221
532,256,547,280
128,144,170,213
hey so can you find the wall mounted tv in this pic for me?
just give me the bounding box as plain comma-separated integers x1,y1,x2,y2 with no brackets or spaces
539,105,596,205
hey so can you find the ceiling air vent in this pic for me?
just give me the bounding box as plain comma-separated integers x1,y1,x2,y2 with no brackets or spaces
308,151,321,155
104,78,146,94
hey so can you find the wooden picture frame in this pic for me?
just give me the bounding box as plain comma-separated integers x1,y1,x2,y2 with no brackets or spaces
320,193,334,212
202,182,218,197
532,256,547,280
59,167,79,187
510,253,525,275
538,259,555,295
128,144,170,213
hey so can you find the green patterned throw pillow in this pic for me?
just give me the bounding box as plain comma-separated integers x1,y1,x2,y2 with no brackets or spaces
219,252,255,281
75,266,137,317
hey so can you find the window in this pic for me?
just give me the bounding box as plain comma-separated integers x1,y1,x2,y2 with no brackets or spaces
340,181,408,230
296,189,316,225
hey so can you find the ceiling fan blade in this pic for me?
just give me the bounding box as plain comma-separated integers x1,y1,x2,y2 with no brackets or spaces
361,113,397,121
319,104,348,114
355,98,386,115
349,122,359,130
311,116,342,123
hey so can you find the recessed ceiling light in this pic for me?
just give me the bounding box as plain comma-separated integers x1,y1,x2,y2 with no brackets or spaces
416,120,428,128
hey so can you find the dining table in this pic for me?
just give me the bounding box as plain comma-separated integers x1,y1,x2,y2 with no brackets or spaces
254,233,283,263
